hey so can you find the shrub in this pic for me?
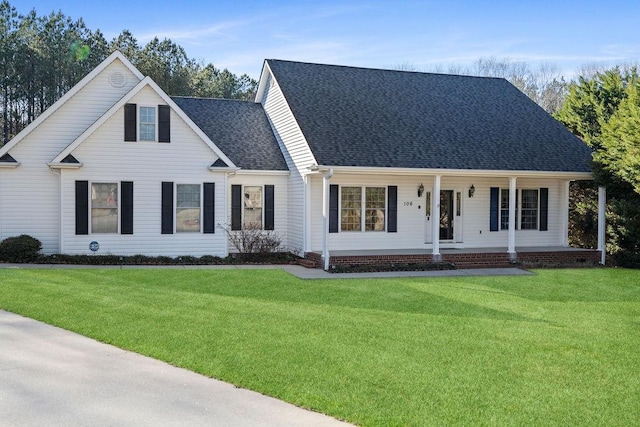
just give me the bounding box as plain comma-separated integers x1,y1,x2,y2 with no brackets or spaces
0,235,42,263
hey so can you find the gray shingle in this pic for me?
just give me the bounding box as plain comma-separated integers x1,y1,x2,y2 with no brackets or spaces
266,60,592,172
172,97,287,171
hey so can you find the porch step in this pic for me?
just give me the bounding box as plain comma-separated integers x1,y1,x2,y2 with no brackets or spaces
297,258,318,269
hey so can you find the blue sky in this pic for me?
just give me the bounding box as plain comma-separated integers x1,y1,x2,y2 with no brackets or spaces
17,0,640,79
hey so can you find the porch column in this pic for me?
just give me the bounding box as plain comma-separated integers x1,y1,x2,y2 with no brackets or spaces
597,186,606,265
432,175,441,261
508,176,517,261
322,169,334,270
561,180,570,247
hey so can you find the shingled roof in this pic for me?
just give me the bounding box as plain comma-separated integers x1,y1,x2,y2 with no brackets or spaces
172,97,287,171
266,60,592,173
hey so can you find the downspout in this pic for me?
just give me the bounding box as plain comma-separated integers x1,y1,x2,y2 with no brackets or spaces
49,167,63,254
322,168,334,270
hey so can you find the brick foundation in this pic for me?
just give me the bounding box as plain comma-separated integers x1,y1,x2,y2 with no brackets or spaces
305,250,601,270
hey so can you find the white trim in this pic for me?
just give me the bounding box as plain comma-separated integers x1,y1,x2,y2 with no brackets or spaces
598,186,606,265
312,165,593,180
0,51,142,158
50,77,236,168
48,162,83,169
322,168,333,270
561,180,570,247
233,170,289,176
508,177,517,259
432,175,441,259
0,162,20,168
255,60,271,102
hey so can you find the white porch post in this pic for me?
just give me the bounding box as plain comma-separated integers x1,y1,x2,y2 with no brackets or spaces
561,180,570,247
508,176,517,261
322,169,333,270
432,175,441,261
598,186,606,265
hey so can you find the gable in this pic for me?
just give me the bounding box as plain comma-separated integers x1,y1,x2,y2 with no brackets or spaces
0,52,142,161
51,79,235,169
266,60,593,173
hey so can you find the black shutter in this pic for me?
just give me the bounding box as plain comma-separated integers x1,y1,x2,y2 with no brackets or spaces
121,181,134,234
329,185,339,233
264,185,274,231
124,103,137,141
387,186,397,232
161,182,173,234
231,185,242,230
158,105,170,143
203,183,215,233
75,181,89,235
490,187,499,232
539,188,548,231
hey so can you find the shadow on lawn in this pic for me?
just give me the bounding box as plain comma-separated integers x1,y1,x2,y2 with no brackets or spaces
184,279,534,322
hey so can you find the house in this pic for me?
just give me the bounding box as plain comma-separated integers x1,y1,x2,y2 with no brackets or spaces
0,52,605,268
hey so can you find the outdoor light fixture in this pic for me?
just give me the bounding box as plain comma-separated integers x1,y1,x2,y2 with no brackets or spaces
418,183,424,197
469,184,475,198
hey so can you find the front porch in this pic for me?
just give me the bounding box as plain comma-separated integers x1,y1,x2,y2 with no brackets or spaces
306,247,601,270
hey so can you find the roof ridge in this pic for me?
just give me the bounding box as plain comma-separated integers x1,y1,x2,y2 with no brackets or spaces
266,58,507,81
171,96,257,103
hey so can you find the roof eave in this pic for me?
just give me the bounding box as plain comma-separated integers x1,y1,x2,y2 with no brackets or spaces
311,165,593,180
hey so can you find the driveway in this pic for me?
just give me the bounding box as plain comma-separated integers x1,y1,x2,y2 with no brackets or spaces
0,310,350,426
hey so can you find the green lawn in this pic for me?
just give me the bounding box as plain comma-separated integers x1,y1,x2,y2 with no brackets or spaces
1,268,638,426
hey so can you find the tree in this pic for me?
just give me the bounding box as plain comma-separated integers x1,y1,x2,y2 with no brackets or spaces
557,67,640,266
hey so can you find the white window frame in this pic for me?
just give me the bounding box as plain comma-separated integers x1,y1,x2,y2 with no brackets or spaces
90,181,119,234
339,186,387,232
498,188,540,231
139,106,157,142
175,183,202,233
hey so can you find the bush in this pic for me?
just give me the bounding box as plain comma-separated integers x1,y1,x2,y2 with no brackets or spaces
0,235,42,263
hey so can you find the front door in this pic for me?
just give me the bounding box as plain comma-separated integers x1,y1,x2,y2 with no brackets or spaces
439,190,454,241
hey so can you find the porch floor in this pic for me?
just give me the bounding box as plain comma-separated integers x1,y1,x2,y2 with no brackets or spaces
307,246,601,269
315,246,595,257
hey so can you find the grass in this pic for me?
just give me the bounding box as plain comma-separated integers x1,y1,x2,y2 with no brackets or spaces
0,268,638,426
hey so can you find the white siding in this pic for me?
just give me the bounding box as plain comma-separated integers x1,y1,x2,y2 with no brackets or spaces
0,60,140,253
60,87,227,256
309,174,567,252
226,173,289,253
260,74,315,254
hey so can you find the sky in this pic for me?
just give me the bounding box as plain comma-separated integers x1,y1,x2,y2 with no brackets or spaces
15,0,640,79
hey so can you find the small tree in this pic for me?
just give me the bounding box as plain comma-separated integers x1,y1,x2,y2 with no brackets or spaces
224,223,282,254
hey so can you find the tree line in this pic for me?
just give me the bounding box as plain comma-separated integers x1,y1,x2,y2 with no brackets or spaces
0,0,256,145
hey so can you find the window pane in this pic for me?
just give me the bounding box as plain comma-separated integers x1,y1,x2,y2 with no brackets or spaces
91,183,118,233
176,184,200,232
520,189,538,230
140,107,155,141
500,189,509,230
341,187,361,231
365,187,385,231
243,186,262,229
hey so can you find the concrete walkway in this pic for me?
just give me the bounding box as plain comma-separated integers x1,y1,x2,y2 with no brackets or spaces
0,310,350,426
0,262,533,279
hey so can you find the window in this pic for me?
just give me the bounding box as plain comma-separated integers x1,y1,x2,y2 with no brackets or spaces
91,183,118,233
125,104,170,142
341,186,386,232
341,187,362,231
176,184,200,232
365,187,386,231
243,186,263,229
520,189,539,230
500,189,510,230
139,106,156,141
